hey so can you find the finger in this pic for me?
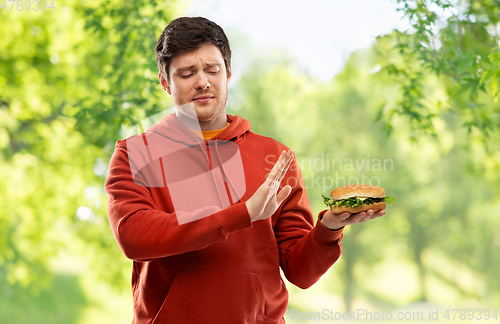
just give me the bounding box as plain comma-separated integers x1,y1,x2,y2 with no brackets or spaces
331,212,351,228
369,210,386,219
269,150,293,192
358,214,371,223
272,156,290,190
269,155,292,197
265,151,286,185
348,211,367,223
272,153,293,193
269,177,282,198
268,151,287,178
276,150,294,183
332,211,351,221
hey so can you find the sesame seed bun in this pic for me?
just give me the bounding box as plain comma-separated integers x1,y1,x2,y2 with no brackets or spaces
330,184,386,200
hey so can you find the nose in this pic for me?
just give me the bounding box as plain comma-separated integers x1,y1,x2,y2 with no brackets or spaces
195,72,210,90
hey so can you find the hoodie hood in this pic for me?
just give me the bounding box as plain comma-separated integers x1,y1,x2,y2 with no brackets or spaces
149,113,251,146
125,113,250,225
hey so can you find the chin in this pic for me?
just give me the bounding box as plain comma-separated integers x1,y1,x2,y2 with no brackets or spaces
194,111,214,122
196,104,224,120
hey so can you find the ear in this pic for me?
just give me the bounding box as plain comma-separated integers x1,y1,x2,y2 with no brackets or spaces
226,65,232,83
158,72,171,95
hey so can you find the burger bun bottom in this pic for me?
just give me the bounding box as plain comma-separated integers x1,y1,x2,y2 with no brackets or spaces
330,202,386,214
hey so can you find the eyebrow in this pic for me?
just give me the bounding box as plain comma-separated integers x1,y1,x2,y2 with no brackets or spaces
175,62,222,74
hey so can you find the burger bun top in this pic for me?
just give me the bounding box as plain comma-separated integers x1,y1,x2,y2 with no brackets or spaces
330,184,385,200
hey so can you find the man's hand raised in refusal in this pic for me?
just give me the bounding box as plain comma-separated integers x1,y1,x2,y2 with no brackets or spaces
245,149,294,222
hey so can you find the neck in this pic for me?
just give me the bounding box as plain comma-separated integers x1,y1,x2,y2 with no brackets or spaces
176,108,228,131
198,118,228,131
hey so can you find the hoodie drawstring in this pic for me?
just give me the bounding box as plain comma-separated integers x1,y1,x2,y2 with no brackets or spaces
214,140,239,204
195,138,226,208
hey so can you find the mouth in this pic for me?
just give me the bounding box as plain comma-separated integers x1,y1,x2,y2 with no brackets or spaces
193,95,214,103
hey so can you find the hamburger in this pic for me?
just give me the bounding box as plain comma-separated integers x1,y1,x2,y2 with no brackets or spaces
322,184,396,214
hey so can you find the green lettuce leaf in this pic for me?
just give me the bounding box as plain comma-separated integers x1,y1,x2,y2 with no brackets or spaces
322,194,396,208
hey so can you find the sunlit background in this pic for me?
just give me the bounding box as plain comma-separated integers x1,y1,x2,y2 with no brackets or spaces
1,0,500,323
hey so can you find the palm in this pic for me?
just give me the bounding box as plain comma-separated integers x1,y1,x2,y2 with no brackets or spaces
246,150,294,222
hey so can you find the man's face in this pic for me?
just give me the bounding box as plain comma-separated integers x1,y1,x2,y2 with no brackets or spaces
160,43,232,123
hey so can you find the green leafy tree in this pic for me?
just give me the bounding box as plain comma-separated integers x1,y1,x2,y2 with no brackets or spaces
0,1,180,321
235,36,499,311
378,0,500,148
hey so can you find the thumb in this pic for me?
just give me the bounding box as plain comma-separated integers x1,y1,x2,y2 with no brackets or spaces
276,185,292,205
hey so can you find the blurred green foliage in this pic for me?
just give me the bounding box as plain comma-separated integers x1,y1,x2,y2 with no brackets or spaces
236,38,500,311
0,268,86,324
1,0,499,322
378,0,500,146
0,0,181,320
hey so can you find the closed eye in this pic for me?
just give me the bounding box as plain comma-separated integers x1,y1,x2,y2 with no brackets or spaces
181,70,218,78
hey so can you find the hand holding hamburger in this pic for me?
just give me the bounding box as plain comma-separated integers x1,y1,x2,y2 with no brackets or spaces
320,184,396,230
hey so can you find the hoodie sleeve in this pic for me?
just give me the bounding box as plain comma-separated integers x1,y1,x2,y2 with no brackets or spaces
274,156,344,289
105,143,252,262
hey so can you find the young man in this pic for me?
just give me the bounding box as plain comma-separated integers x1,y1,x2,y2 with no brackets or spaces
105,17,385,324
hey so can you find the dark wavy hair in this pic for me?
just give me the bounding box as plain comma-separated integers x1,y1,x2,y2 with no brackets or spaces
155,16,232,84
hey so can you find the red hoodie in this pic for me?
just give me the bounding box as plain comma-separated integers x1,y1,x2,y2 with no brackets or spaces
105,113,344,324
